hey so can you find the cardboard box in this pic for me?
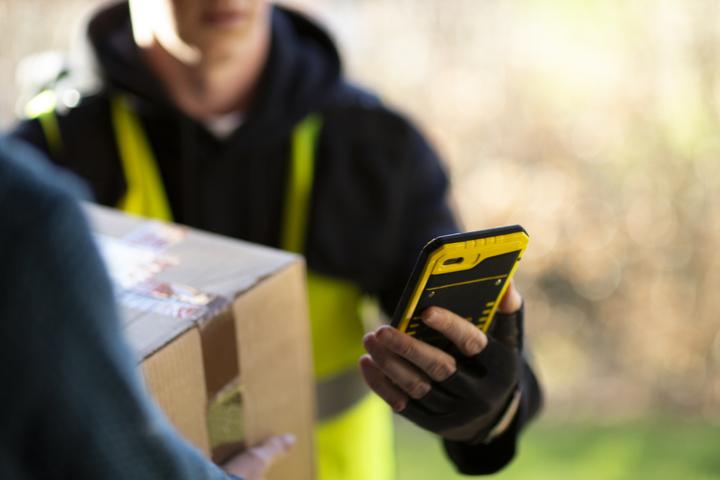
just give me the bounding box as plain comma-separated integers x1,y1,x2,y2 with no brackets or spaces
86,205,315,480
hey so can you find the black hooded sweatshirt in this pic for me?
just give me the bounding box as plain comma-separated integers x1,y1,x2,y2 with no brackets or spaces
11,3,541,474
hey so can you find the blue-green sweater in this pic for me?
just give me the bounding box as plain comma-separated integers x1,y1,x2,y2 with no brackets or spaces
0,138,238,480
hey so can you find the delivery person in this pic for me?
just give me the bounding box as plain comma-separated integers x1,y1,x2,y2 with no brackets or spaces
0,136,293,480
10,1,542,477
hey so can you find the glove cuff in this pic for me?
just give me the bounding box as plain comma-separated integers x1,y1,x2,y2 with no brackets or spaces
480,389,521,444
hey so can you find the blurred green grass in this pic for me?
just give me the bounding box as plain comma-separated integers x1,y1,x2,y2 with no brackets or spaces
395,417,720,480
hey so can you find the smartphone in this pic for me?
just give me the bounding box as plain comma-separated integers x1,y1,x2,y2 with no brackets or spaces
391,225,529,350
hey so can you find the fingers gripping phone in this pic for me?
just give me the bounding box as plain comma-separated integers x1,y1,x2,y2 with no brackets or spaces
391,225,529,351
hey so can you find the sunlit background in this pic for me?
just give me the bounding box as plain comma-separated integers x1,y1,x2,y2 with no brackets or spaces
2,1,719,478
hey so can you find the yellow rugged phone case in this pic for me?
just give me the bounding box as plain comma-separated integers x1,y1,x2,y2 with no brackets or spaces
391,226,529,350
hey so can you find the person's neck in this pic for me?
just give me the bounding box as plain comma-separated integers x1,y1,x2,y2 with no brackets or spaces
140,28,270,122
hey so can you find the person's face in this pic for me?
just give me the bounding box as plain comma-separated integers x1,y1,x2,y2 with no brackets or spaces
142,0,269,60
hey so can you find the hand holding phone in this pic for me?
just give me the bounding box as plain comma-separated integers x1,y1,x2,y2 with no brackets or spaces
360,226,529,443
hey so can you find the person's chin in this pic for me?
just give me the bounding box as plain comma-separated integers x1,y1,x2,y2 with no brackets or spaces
198,18,255,46
202,9,251,30
197,36,250,61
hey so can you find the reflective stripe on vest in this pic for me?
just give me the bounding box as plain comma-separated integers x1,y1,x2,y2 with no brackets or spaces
25,90,63,161
275,110,393,479
110,96,173,221
279,113,369,417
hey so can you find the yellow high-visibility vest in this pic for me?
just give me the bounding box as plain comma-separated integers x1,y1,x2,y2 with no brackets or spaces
30,93,395,480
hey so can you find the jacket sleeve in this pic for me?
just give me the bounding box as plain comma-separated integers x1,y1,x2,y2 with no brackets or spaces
377,121,459,316
0,139,239,480
442,355,543,474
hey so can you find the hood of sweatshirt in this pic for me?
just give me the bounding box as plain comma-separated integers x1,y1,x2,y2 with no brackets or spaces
85,1,343,135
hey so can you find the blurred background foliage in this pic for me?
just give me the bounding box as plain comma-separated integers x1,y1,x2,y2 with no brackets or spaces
303,0,720,421
2,0,719,478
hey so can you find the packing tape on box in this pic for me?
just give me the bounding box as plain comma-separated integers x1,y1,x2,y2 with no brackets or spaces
207,377,245,451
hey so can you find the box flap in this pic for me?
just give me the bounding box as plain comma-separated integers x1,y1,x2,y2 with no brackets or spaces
85,204,299,360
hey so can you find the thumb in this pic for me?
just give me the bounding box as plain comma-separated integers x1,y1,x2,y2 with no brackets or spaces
248,434,296,465
489,282,523,349
498,281,522,314
223,434,295,479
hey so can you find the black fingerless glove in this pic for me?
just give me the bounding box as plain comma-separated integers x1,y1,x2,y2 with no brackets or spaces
399,305,524,443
